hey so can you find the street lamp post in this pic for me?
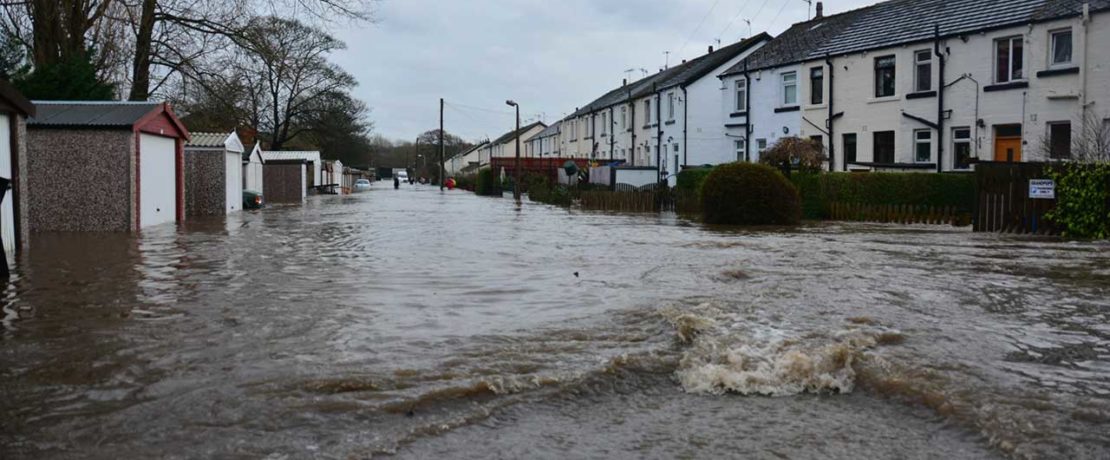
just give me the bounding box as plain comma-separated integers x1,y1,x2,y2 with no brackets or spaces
506,100,521,203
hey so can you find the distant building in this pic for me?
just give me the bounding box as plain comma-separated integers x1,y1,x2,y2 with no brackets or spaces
490,121,546,159
261,150,322,190
243,142,265,194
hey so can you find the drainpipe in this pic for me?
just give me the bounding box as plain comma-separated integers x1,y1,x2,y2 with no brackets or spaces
682,86,689,168
655,82,663,184
745,64,753,162
1081,3,1091,121
610,106,616,160
825,54,837,171
934,24,946,173
629,90,637,167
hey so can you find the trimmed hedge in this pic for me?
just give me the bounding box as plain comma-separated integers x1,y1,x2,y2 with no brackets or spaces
676,167,714,193
790,172,975,220
475,169,500,196
701,163,801,225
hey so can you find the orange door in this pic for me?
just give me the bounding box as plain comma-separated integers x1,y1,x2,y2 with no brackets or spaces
994,138,1022,162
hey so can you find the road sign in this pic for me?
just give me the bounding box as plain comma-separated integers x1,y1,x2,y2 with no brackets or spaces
1029,179,1056,199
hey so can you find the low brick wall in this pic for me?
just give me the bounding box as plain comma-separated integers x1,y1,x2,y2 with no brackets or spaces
263,164,304,203
185,149,227,216
25,129,134,232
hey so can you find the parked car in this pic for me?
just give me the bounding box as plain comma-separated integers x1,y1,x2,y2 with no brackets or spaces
354,179,371,192
243,190,264,209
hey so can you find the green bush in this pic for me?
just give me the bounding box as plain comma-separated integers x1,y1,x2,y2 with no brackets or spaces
790,172,975,219
475,169,500,196
700,163,801,225
527,175,573,207
1045,163,1110,239
676,167,714,193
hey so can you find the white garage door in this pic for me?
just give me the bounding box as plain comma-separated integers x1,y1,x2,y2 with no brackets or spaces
139,133,177,228
0,114,13,254
225,152,241,213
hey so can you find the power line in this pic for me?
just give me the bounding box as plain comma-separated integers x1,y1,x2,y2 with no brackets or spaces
716,0,753,40
767,0,795,31
738,0,772,41
677,0,722,57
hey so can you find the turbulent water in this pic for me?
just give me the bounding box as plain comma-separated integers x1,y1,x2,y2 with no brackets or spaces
2,184,1109,459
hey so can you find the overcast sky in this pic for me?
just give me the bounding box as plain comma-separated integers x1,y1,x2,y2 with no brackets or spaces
331,0,873,143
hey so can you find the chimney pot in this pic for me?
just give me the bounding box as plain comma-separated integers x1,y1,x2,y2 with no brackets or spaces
623,78,627,86
816,2,824,18
708,45,715,54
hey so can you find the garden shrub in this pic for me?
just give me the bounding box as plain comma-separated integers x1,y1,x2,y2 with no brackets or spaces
790,172,975,219
700,163,801,225
759,137,828,174
676,167,714,193
1045,162,1110,239
475,169,500,196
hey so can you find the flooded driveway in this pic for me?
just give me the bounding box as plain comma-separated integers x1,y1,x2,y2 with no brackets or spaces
2,184,1109,459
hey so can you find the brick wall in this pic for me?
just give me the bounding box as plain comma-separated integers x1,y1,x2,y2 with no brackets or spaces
263,163,304,203
25,129,134,232
184,149,227,216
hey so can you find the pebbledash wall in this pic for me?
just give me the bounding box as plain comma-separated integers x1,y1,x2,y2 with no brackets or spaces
25,130,135,231
185,150,226,216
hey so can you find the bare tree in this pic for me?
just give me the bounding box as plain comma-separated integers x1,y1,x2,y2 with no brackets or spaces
1038,111,1110,163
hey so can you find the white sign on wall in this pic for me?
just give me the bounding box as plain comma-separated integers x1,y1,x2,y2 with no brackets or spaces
1029,179,1056,199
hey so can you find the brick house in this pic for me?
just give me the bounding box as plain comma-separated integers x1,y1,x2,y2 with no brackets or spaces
24,101,190,233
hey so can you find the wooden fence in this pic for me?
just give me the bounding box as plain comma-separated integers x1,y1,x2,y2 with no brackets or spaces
974,162,1061,234
578,191,659,212
829,202,970,226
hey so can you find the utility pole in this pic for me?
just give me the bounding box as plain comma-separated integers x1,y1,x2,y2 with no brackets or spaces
506,100,521,203
439,98,445,190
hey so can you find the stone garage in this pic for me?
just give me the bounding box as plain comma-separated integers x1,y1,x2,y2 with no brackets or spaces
24,101,190,233
185,131,244,216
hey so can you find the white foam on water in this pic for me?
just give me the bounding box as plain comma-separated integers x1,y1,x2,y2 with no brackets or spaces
663,303,885,397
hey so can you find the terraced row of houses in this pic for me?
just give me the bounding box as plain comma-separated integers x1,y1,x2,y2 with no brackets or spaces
451,0,1110,184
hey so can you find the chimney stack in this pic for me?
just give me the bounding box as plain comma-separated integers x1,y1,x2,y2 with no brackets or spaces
816,2,824,19
622,78,627,86
708,45,715,54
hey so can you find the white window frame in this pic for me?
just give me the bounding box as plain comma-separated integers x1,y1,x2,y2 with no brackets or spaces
601,112,608,135
757,138,768,154
621,106,627,130
644,99,652,125
667,92,675,121
734,139,746,161
995,35,1024,83
914,129,932,163
1049,29,1073,67
952,127,972,170
781,71,798,106
874,55,897,98
914,49,932,92
734,79,747,112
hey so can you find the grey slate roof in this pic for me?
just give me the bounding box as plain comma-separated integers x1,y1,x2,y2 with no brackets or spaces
722,0,1110,77
530,120,562,140
570,34,769,118
28,101,161,128
492,121,546,145
186,132,228,148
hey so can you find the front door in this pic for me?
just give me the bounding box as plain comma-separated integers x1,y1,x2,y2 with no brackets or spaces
994,138,1022,162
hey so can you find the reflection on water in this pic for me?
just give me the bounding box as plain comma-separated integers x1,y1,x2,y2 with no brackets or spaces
1,184,1109,459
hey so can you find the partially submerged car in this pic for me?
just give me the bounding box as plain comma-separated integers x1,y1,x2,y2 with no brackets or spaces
243,190,264,209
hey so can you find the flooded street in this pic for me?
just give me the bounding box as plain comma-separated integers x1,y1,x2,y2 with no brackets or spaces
2,184,1109,459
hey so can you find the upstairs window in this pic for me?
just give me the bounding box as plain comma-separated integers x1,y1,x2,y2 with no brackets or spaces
621,106,627,130
781,71,798,106
601,113,608,135
810,67,824,105
734,79,747,111
667,92,675,121
644,99,652,125
874,55,896,97
914,50,932,92
995,36,1024,83
1050,29,1073,66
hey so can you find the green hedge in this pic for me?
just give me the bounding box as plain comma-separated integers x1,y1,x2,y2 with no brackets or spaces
1046,163,1110,239
701,163,801,225
475,169,500,196
676,167,714,193
790,172,975,219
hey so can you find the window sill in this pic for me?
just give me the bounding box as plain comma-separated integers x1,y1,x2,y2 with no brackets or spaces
1036,66,1079,78
868,96,900,104
774,106,801,113
804,103,828,110
983,81,1029,92
905,90,937,100
664,120,676,126
729,111,748,118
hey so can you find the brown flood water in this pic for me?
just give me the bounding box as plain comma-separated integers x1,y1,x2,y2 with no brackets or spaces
2,183,1109,459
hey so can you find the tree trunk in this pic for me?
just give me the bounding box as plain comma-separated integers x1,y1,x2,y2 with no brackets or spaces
129,0,157,101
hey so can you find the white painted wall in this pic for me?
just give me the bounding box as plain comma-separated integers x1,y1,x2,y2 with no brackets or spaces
0,114,12,255
225,151,241,213
826,12,1110,171
742,65,804,164
139,133,177,228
